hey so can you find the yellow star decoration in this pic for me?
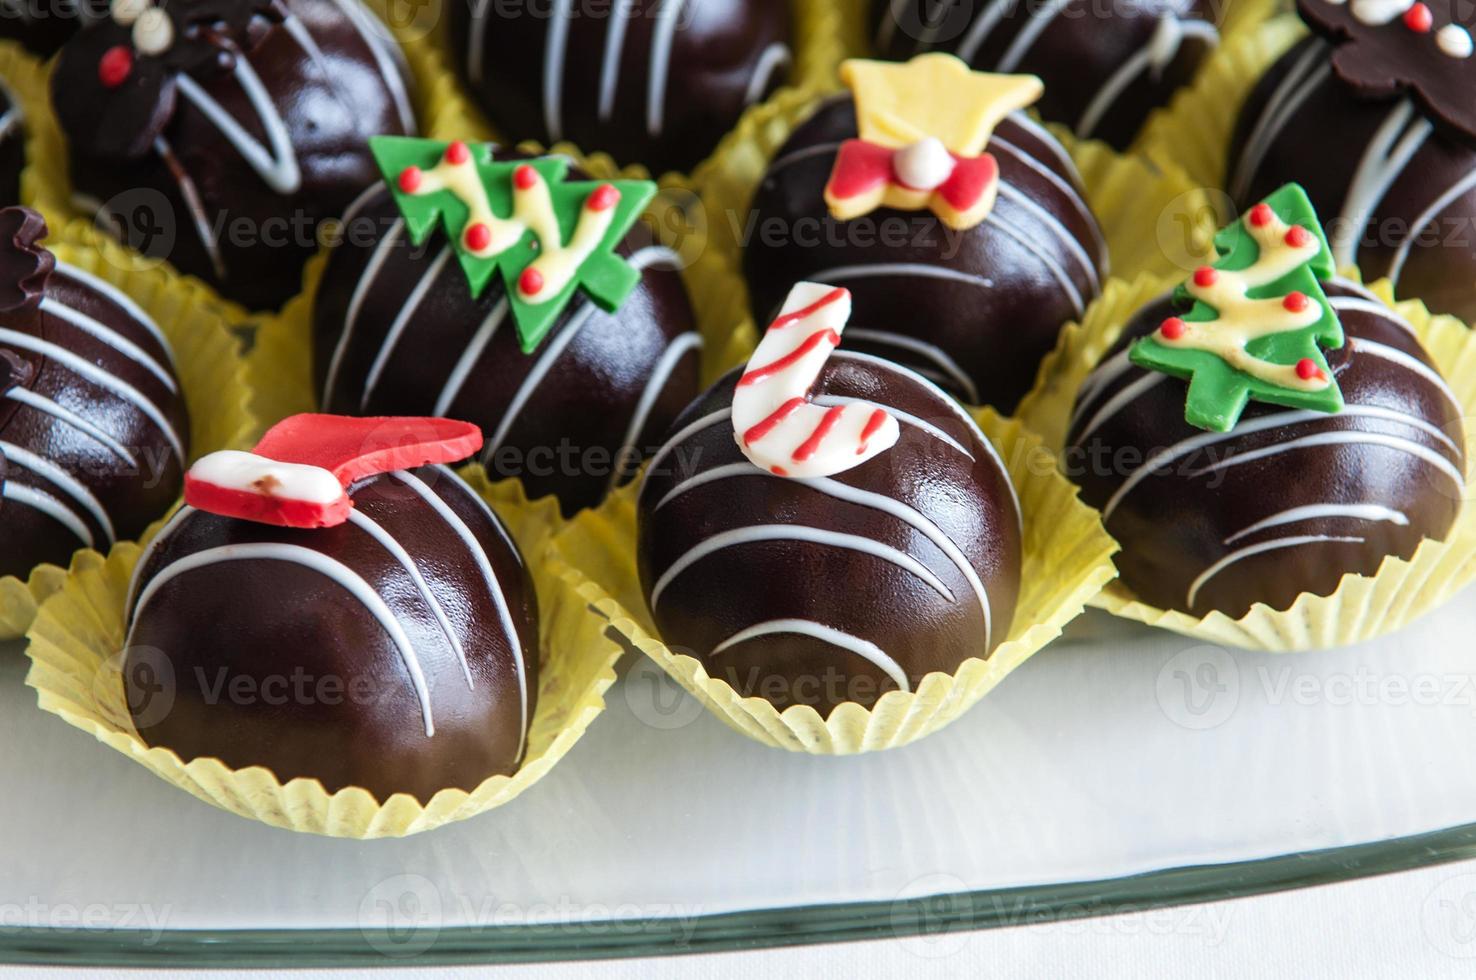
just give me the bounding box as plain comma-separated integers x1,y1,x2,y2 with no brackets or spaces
841,53,1044,155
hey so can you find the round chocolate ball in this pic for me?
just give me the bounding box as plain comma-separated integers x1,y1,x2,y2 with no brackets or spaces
1228,36,1476,325
448,0,793,174
52,0,417,310
314,178,702,515
0,207,188,579
742,95,1106,412
638,350,1022,714
0,78,25,208
871,0,1220,150
1064,279,1465,618
125,465,538,802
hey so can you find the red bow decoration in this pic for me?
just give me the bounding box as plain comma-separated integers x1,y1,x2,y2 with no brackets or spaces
823,138,1000,230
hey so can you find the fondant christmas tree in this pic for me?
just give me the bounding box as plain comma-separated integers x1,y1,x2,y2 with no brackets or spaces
370,136,656,354
1129,183,1346,432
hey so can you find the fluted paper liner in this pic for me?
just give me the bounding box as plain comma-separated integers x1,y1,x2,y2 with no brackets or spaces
23,472,622,838
548,409,1119,754
1016,272,1476,651
0,221,257,639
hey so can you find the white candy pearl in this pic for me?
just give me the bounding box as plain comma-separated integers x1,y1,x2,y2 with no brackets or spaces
132,7,173,56
1438,24,1474,58
1350,0,1412,24
111,0,148,26
892,137,955,191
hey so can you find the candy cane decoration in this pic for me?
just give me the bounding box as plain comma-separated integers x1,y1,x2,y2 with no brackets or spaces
731,282,900,478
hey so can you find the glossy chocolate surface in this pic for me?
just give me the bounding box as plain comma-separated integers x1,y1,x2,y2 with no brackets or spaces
1064,280,1465,618
0,81,24,208
743,95,1106,412
125,466,539,803
313,179,701,516
638,351,1021,714
448,0,792,173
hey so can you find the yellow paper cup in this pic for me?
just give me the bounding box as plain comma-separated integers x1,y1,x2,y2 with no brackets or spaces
548,408,1119,754
23,471,622,838
0,219,258,639
0,40,50,205
1016,272,1476,651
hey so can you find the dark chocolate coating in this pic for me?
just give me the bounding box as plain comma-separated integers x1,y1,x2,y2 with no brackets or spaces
1064,279,1465,618
448,0,792,174
125,466,539,803
0,80,24,208
1229,37,1476,325
313,180,701,516
0,0,104,56
871,0,1220,150
0,258,188,579
742,96,1106,412
638,351,1021,714
53,0,416,310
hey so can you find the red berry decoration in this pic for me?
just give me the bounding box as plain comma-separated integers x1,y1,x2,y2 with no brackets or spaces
444,140,470,165
587,184,620,212
1159,317,1186,340
1403,3,1432,32
98,46,133,89
464,222,491,251
1193,266,1218,288
1295,358,1321,381
1248,203,1273,228
397,165,422,193
514,165,539,190
1283,291,1310,313
519,267,544,296
1284,225,1312,248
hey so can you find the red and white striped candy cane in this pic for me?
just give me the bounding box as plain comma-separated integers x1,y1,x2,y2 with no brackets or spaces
731,282,900,478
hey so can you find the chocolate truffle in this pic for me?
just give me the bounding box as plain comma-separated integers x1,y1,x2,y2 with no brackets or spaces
0,78,24,208
743,92,1106,412
0,0,105,56
52,0,417,310
1066,277,1465,618
448,0,793,174
0,207,188,579
126,460,538,802
872,0,1220,149
639,283,1021,714
1228,0,1476,323
315,142,701,515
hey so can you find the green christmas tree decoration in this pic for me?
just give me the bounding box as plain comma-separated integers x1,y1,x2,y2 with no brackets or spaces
1128,183,1346,432
369,136,657,354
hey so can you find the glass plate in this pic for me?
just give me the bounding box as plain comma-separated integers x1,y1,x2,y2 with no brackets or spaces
5,589,1476,967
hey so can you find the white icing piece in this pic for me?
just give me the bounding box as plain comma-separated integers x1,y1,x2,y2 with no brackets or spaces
358,246,452,409
4,388,136,465
434,298,509,417
1223,503,1409,545
112,0,147,25
542,0,573,142
1229,43,1331,204
1388,168,1476,286
608,332,704,493
322,216,404,406
1188,430,1465,489
391,469,528,758
40,298,176,394
646,0,687,137
893,137,955,191
649,524,956,610
843,328,980,404
1335,100,1431,267
655,462,994,649
187,450,344,505
1437,24,1474,58
347,509,474,689
128,543,436,737
1187,535,1365,608
597,0,633,121
132,6,172,55
711,619,911,694
1,481,91,547
732,283,900,479
175,60,302,195
482,301,600,460
996,0,1072,72
743,43,793,105
0,328,184,463
1350,0,1413,25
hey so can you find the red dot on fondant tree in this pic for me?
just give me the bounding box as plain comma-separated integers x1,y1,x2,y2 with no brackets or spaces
520,267,545,296
464,223,491,251
1296,358,1320,381
445,140,470,165
514,165,538,190
1160,317,1186,340
1193,266,1218,288
398,166,422,193
1249,203,1273,227
98,45,133,89
1285,225,1312,248
1404,2,1432,32
587,184,620,212
1283,291,1310,313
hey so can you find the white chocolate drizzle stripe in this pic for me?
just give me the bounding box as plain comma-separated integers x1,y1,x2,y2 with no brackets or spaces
1077,19,1220,139
597,0,633,120
1072,372,1166,442
1188,430,1464,489
990,136,1106,268
1335,100,1431,267
53,262,174,361
1350,338,1462,411
1328,297,1416,333
325,0,416,135
434,298,509,418
543,0,573,142
646,0,687,137
359,246,452,409
743,43,793,105
1223,503,1409,546
711,619,911,694
608,332,704,494
987,210,1085,316
125,505,195,621
1,481,91,547
323,217,404,406
955,0,1012,61
1187,535,1365,608
153,136,225,281
4,388,137,465
1389,168,1476,287
1230,43,1330,203
995,0,1072,72
175,61,301,195
843,328,980,404
430,463,523,568
40,298,176,394
0,441,113,544
997,181,1100,291
483,300,599,458
767,142,845,176
809,263,995,290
